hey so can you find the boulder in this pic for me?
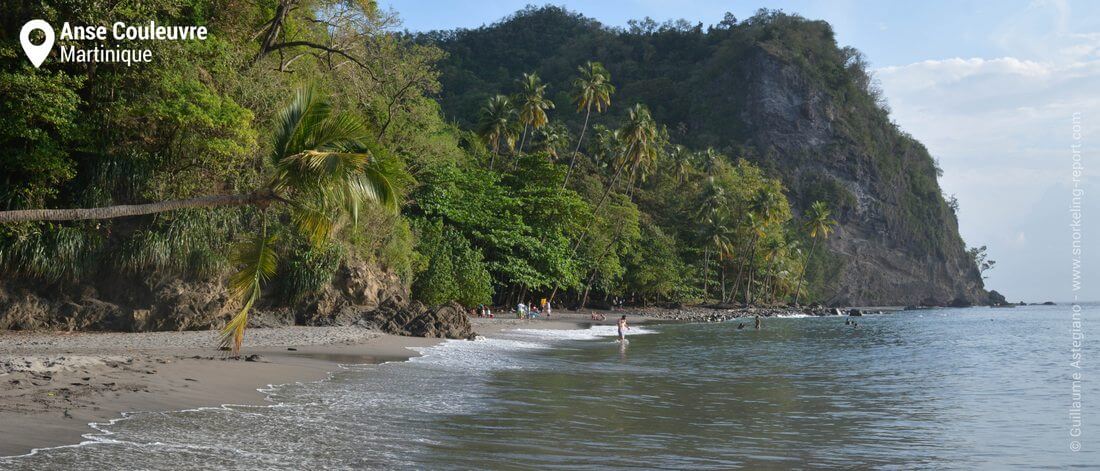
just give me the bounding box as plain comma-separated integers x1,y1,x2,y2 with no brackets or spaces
358,300,475,340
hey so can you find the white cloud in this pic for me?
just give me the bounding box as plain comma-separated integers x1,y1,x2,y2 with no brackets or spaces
875,23,1100,300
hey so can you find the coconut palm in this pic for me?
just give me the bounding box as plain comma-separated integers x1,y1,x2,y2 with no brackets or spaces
757,238,783,303
695,177,728,299
742,189,779,304
704,216,736,303
564,61,614,187
222,86,396,353
793,201,836,305
515,72,555,152
669,145,693,184
534,122,571,160
476,94,518,169
615,104,660,198
570,104,659,256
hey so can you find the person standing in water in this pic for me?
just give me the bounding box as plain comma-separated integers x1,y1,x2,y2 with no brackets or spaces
617,315,629,342
754,315,762,329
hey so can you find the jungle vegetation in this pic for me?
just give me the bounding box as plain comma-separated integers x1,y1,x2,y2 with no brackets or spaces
1,2,852,351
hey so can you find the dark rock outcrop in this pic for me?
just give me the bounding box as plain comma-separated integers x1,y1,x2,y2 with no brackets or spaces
0,259,409,333
357,300,475,339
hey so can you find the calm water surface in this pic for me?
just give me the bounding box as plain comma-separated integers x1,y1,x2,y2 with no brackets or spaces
2,304,1096,469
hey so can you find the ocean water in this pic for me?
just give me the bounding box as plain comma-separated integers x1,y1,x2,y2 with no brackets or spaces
2,304,1097,470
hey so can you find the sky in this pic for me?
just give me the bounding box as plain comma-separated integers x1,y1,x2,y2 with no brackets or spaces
382,0,1100,302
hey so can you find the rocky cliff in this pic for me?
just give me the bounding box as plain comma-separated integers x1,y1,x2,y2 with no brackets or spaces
422,7,988,306
733,47,986,306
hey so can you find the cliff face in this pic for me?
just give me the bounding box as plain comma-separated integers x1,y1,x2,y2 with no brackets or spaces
424,7,987,306
733,48,985,305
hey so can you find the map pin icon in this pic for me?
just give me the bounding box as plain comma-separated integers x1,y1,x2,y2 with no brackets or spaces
20,20,55,68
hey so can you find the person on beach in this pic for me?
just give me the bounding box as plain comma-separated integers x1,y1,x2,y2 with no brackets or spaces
618,315,629,342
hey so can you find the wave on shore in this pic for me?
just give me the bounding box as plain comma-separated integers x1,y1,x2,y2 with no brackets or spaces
0,322,653,469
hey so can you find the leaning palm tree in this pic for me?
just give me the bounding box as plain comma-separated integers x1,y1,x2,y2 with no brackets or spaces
515,72,555,152
220,86,397,354
564,61,614,187
793,201,836,305
568,104,658,257
0,86,397,354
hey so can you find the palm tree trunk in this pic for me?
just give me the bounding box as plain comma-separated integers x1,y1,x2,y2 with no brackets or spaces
563,106,592,188
793,237,818,306
581,268,599,309
744,237,758,305
520,124,530,153
0,191,278,223
702,247,710,302
720,263,727,303
568,149,632,255
734,235,752,305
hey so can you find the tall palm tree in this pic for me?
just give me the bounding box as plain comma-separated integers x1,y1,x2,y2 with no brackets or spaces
564,61,614,187
515,72,554,152
709,219,736,303
0,86,397,354
758,238,783,304
793,201,836,305
669,145,693,184
695,177,728,300
476,94,518,170
616,104,660,198
570,104,658,256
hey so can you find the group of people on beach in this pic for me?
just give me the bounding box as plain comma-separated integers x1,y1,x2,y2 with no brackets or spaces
474,304,493,318
514,299,552,319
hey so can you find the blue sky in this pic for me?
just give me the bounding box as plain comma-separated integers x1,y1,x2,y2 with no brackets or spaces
383,0,1100,301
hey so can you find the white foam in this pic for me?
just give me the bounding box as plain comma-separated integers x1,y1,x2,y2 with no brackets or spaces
402,324,656,373
511,324,656,340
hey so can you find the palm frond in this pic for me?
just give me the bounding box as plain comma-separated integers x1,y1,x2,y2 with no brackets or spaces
289,198,339,248
220,229,278,354
307,112,369,151
272,85,333,166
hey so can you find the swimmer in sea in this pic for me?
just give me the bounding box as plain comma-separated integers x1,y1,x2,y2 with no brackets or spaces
617,315,629,342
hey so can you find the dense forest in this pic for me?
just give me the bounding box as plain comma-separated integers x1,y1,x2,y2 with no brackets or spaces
0,2,987,347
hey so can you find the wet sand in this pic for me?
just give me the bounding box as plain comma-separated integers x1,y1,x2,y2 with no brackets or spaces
0,315,612,456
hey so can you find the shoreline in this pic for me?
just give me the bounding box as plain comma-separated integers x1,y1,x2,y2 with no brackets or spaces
0,315,611,457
